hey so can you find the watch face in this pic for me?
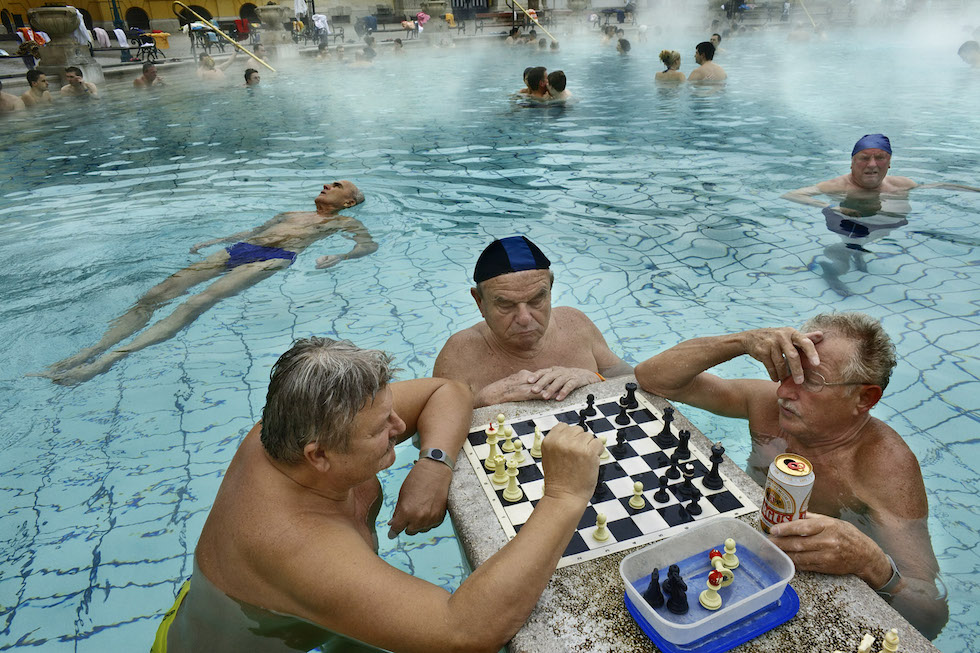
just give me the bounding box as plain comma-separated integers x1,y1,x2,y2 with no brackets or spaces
429,449,445,461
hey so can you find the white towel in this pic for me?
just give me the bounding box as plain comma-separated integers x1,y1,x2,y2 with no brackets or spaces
113,28,129,47
71,8,93,45
93,27,111,48
312,14,330,34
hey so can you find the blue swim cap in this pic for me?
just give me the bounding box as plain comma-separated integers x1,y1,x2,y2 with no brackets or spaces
473,236,551,283
851,134,892,157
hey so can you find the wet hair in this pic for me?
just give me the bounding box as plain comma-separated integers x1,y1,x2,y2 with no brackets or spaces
244,68,258,82
659,49,680,70
547,70,566,92
550,40,559,51
618,38,631,53
394,38,403,46
522,66,534,81
958,40,980,57
526,66,547,90
318,42,327,52
696,41,715,60
142,62,156,73
261,337,395,463
509,27,519,36
26,69,42,85
64,66,82,77
538,38,546,48
711,32,722,42
801,313,897,390
529,29,537,38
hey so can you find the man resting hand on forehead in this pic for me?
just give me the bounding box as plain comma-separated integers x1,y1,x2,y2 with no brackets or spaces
434,236,633,408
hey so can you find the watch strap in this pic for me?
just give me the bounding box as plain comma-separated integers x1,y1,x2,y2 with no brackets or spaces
875,554,901,597
418,447,455,470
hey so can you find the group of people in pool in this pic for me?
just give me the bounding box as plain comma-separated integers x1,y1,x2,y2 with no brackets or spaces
655,38,727,82
0,66,99,112
516,65,571,102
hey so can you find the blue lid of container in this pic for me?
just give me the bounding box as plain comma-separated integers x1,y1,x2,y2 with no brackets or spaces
624,585,799,653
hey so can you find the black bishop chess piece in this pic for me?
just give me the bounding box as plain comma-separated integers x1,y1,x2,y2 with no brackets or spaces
623,382,639,409
654,407,675,448
702,441,726,491
675,429,691,460
643,567,665,609
584,393,597,417
666,572,689,615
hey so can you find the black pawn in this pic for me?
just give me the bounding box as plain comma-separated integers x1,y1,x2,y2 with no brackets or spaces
666,574,689,615
675,429,691,460
654,407,675,448
584,393,597,417
615,398,630,426
643,567,664,608
593,463,606,501
680,464,695,499
654,475,670,502
577,409,588,431
686,489,703,516
665,451,682,479
614,428,627,454
702,441,726,491
623,382,639,409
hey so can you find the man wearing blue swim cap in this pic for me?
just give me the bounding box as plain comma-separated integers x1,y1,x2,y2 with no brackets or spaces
782,134,979,214
434,236,633,407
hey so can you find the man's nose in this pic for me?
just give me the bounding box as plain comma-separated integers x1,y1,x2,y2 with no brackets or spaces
776,376,798,400
514,303,532,325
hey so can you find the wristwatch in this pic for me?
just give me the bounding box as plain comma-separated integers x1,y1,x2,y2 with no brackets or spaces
875,554,902,598
418,448,455,471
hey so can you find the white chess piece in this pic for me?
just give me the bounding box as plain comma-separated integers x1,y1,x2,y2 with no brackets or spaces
882,628,899,652
711,556,734,587
629,481,646,509
503,458,523,502
501,423,515,453
722,538,739,569
530,426,543,458
857,633,875,653
592,512,610,541
698,570,723,610
598,434,610,461
512,438,526,464
491,454,507,486
484,430,499,472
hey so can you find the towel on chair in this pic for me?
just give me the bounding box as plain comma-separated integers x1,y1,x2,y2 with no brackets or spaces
93,27,111,48
113,28,129,47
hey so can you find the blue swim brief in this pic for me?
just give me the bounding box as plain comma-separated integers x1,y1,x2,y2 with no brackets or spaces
225,242,297,269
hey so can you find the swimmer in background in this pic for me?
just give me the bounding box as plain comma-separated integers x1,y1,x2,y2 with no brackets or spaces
616,38,631,54
505,27,520,45
0,79,26,112
244,68,260,86
21,70,53,107
393,38,405,53
335,44,346,62
958,40,980,68
524,66,550,99
546,70,571,100
655,49,686,82
197,50,239,81
316,43,331,60
550,40,560,52
42,181,376,385
688,41,727,81
133,62,164,89
60,66,99,98
517,66,535,94
710,32,727,55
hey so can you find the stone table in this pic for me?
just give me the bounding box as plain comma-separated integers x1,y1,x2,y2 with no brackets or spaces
447,377,940,653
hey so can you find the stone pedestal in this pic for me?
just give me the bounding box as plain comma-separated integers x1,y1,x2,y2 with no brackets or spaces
29,6,104,84
254,3,294,54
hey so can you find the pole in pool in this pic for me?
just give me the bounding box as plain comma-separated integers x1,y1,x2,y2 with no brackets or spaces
510,0,558,42
171,0,277,72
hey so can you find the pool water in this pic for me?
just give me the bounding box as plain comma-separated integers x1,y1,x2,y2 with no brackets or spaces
0,24,978,651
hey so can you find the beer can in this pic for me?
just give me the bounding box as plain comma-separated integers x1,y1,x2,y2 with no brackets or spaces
759,453,814,534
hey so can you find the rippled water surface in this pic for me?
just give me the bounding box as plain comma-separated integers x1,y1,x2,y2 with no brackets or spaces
0,26,978,651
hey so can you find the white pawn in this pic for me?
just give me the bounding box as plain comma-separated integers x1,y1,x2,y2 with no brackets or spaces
629,481,646,509
491,454,508,486
502,458,523,502
598,434,610,460
882,628,899,652
593,512,610,541
501,424,515,453
512,438,526,464
496,413,506,430
857,633,875,653
484,431,499,472
530,426,543,458
698,570,724,611
722,538,739,569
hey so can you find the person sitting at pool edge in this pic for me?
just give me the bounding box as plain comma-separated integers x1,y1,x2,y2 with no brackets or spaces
433,236,633,408
781,134,980,212
687,41,726,81
634,313,948,639
43,180,376,385
21,69,53,107
151,337,603,653
134,62,164,89
60,66,99,98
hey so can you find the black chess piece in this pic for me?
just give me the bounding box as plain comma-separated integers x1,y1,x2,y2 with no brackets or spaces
654,407,675,448
593,463,606,500
623,382,639,409
614,428,627,454
666,451,682,479
675,429,691,460
577,409,588,431
666,574,689,615
654,475,670,502
686,489,703,516
644,567,665,608
661,563,680,595
702,441,726,491
584,393,597,417
615,398,630,426
679,464,695,499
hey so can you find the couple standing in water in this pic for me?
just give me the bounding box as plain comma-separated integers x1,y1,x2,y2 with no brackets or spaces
517,66,572,101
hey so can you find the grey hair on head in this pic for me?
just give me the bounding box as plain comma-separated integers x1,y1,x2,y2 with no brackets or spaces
261,337,395,463
802,313,896,390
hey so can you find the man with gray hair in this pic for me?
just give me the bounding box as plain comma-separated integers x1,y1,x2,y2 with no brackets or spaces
153,337,604,652
635,313,948,639
45,181,375,384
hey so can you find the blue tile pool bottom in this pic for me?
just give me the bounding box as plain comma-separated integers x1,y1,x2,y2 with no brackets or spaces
0,26,978,651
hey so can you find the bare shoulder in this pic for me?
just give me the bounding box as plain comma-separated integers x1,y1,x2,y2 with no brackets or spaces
884,175,917,191
433,323,488,377
856,420,927,514
816,175,851,193
553,306,603,337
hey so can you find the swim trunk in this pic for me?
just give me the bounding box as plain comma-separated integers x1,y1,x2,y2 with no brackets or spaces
151,579,191,653
225,242,297,270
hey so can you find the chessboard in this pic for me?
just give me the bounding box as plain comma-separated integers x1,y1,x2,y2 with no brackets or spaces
461,387,758,569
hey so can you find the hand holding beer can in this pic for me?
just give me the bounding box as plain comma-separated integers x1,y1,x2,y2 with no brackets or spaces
760,453,814,534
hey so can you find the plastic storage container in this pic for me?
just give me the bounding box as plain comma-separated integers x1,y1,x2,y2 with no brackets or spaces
619,518,794,645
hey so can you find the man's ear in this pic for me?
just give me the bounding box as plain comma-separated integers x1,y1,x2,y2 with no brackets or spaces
855,384,883,413
470,286,486,316
303,441,332,473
